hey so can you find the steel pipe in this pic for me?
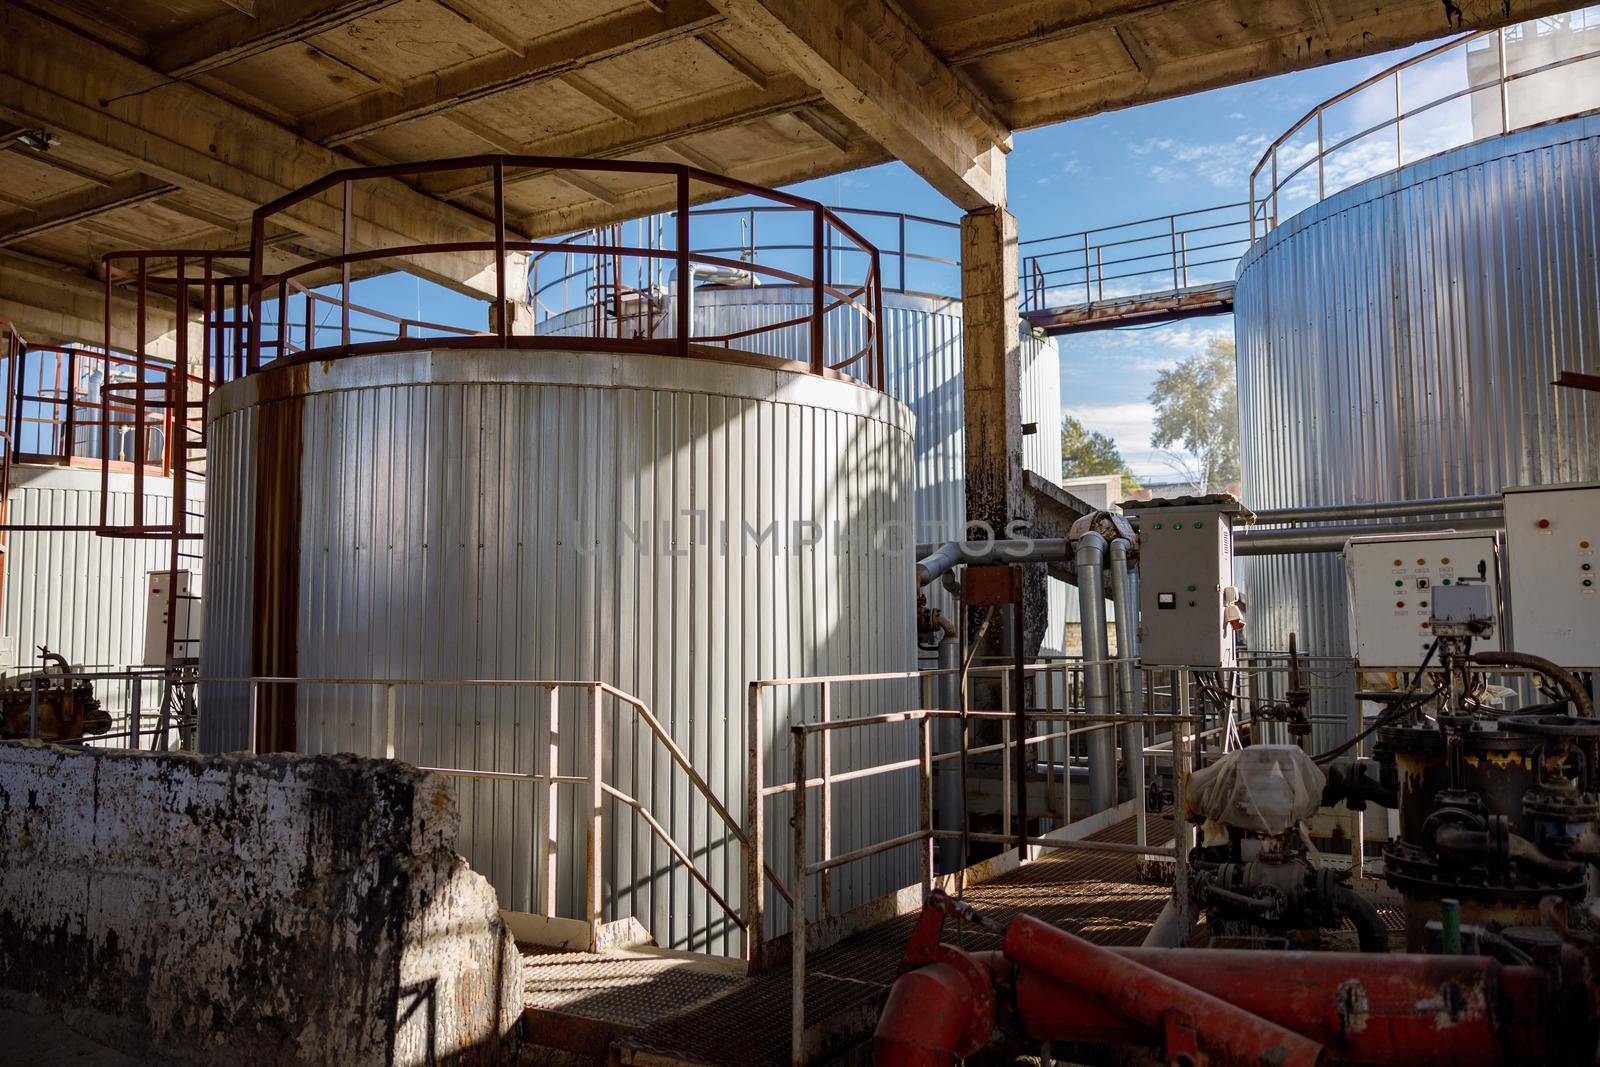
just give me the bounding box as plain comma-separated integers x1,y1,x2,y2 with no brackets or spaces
1006,917,1323,1067
1234,516,1504,556
1107,538,1143,838
1074,532,1116,813
915,539,1073,587
1250,493,1503,526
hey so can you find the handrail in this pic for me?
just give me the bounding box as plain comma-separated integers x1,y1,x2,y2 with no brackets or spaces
244,154,888,390
224,673,762,960
1250,10,1600,238
1019,202,1257,314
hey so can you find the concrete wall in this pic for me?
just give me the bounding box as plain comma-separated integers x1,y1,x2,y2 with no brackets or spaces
0,743,522,1066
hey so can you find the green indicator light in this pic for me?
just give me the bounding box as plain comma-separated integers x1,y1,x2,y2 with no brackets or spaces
1442,578,1452,585
1174,522,1184,530
1194,520,1204,528
1394,580,1403,587
1187,584,1197,592
1153,522,1162,529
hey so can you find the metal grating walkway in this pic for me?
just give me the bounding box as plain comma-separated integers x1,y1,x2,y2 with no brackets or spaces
603,813,1174,1067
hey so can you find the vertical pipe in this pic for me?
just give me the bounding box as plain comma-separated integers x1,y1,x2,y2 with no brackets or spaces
247,680,259,754
918,716,932,898
935,636,960,870
746,682,765,972
1011,598,1027,857
340,179,352,350
493,157,508,341
810,208,825,375
819,682,832,920
249,213,265,372
545,685,560,918
1076,532,1116,812
1108,539,1145,844
675,172,691,358
133,256,146,527
587,685,604,942
790,724,807,1067
61,346,77,462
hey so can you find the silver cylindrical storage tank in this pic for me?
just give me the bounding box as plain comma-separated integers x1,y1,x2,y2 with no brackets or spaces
198,347,917,953
4,463,202,674
542,285,1070,645
1236,114,1600,748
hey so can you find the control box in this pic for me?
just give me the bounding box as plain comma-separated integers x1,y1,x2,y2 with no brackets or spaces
1343,531,1501,669
1503,483,1600,668
1132,500,1241,668
143,570,201,665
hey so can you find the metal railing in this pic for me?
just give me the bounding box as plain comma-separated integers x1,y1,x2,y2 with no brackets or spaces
1019,202,1255,323
1251,8,1600,238
227,675,765,959
752,658,1215,1067
530,206,960,331
246,155,889,390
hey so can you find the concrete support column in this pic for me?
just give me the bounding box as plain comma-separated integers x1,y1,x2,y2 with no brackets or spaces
960,207,1047,656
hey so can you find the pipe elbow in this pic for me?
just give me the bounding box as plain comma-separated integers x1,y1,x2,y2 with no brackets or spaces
1330,887,1389,953
874,963,992,1067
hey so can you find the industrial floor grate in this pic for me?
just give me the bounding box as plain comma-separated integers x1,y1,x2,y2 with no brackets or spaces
615,812,1175,1067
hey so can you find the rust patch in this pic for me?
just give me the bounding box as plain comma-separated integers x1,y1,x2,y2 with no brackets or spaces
249,364,306,753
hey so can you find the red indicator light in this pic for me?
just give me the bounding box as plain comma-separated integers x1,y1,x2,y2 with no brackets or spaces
1539,519,1551,528
1396,600,1406,608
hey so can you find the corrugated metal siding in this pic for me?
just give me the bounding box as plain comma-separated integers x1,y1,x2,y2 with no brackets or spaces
199,349,917,953
1236,114,1600,748
541,288,1069,644
3,464,200,676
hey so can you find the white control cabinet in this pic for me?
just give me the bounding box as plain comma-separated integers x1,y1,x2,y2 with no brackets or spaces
1133,500,1240,668
1503,483,1600,668
1343,531,1502,669
143,570,201,665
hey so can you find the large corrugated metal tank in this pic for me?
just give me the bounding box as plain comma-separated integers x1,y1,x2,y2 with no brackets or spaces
541,285,1069,644
198,347,917,953
1236,114,1600,746
3,463,197,674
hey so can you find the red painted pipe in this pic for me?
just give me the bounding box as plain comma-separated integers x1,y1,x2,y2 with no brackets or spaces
1007,949,1562,1066
1006,915,1325,1067
873,963,982,1067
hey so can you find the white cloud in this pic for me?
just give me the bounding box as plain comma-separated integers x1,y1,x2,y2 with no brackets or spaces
1135,131,1273,190
1065,401,1172,477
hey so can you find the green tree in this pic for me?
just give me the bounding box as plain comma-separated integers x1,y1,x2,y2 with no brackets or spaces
1061,416,1141,497
1148,336,1239,493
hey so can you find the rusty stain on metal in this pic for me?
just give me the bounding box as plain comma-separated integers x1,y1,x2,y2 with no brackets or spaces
1337,978,1370,1034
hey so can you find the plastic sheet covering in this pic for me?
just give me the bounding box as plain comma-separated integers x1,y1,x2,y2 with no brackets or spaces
1186,744,1326,835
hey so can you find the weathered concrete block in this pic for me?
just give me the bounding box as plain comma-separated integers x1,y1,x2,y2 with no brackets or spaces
0,742,521,1065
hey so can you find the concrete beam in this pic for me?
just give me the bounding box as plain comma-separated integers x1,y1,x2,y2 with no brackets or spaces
2,5,509,299
300,1,722,146
0,252,184,357
154,0,403,78
0,174,178,248
706,0,1011,209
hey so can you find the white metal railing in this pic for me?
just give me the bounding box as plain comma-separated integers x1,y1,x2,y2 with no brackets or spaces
1250,8,1600,238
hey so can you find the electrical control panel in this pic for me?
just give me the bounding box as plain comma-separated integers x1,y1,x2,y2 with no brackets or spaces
1343,531,1501,669
1503,483,1600,668
143,570,201,665
1132,500,1240,668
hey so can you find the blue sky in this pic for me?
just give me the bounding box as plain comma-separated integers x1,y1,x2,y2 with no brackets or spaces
777,38,1448,477
348,35,1450,478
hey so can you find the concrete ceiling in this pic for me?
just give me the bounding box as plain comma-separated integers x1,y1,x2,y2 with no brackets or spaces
0,0,1585,345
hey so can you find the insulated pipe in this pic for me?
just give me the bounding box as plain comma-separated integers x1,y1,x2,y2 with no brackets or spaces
874,963,985,1067
1004,916,1324,1067
935,635,962,871
916,539,1073,587
1251,493,1503,526
1234,516,1505,556
1107,538,1144,829
1075,532,1117,813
